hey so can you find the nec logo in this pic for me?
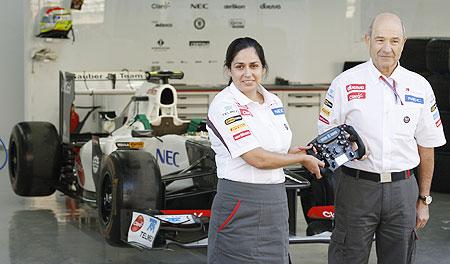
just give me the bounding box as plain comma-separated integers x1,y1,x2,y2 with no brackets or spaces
156,148,179,167
191,3,208,9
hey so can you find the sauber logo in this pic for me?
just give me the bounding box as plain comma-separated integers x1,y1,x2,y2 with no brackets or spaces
233,130,251,140
239,108,253,116
131,215,145,232
346,83,366,92
347,92,366,101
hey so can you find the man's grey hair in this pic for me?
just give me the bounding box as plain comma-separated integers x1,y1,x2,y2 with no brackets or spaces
367,13,406,37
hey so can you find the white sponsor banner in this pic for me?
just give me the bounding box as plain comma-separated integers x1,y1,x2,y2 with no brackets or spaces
155,214,197,225
127,212,161,249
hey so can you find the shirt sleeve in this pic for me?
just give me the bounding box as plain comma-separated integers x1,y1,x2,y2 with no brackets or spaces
207,98,260,159
318,78,343,134
415,79,447,147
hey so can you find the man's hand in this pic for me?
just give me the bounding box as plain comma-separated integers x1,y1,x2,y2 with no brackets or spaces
416,200,430,230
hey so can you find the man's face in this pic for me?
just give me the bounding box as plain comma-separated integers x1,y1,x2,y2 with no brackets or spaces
366,16,406,76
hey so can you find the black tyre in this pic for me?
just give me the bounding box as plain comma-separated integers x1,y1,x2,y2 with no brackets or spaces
400,38,431,76
431,152,450,193
426,74,450,111
97,150,163,246
426,38,450,74
8,122,60,196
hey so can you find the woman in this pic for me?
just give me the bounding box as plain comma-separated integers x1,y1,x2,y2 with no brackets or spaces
206,37,324,263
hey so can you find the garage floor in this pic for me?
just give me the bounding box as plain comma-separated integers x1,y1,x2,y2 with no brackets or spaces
1,168,449,264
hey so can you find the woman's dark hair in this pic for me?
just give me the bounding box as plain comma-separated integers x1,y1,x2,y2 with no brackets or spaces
225,37,268,85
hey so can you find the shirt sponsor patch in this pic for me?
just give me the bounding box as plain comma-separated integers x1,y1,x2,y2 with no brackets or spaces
431,103,437,112
271,107,285,115
319,115,329,124
224,115,242,125
405,95,424,104
327,87,335,98
229,123,247,132
346,83,366,92
320,107,331,117
324,99,333,108
433,111,440,120
239,108,253,116
347,92,366,101
436,118,442,127
221,109,239,116
233,129,251,140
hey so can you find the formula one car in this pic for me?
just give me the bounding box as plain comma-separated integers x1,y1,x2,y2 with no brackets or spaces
7,70,364,249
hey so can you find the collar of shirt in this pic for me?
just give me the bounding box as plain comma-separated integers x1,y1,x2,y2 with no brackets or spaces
367,59,402,85
229,82,271,107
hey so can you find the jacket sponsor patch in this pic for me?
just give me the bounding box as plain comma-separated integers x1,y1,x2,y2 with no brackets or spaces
271,107,285,115
319,115,329,124
320,107,330,117
405,95,424,104
347,92,366,101
224,115,242,125
346,83,366,92
229,123,247,132
239,108,253,116
324,99,333,108
233,129,251,140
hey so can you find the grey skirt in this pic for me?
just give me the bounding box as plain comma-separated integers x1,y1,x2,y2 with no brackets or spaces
207,179,289,264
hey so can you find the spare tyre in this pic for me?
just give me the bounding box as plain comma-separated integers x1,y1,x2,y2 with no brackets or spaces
9,122,61,196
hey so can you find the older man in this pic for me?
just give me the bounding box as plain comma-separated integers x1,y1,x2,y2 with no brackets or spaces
319,13,446,263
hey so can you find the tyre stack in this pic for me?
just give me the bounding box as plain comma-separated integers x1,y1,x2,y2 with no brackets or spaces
425,38,450,193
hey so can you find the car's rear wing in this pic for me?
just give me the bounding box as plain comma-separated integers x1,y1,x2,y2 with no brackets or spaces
58,70,183,143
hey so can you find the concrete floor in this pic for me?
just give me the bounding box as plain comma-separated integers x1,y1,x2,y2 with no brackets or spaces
1,167,449,264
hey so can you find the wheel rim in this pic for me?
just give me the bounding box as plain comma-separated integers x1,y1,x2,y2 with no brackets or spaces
100,173,113,224
9,140,18,183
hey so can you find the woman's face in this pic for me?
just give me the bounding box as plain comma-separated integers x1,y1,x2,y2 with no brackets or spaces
228,47,265,93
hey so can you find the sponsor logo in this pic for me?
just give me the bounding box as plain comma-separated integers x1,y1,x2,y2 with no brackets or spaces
63,80,72,94
190,3,208,9
323,211,335,219
233,130,251,140
346,83,366,92
230,123,247,132
131,215,145,232
436,118,442,127
147,218,158,232
151,39,170,51
320,107,330,117
194,17,205,30
259,3,281,9
92,156,100,174
403,116,410,123
239,108,253,116
156,149,179,167
224,115,242,125
271,107,285,115
347,92,366,101
154,22,173,28
405,95,424,104
224,4,246,9
229,18,245,29
221,109,239,116
151,2,170,9
431,103,437,112
433,111,440,120
319,115,329,124
324,99,333,108
189,40,210,48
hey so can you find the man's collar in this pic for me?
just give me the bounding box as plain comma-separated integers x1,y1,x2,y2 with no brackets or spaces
368,59,401,81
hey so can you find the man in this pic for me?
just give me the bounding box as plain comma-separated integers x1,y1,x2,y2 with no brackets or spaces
318,13,446,264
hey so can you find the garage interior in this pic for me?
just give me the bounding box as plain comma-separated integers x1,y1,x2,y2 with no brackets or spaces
1,1,450,263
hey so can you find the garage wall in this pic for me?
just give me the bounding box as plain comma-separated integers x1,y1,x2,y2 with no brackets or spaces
24,0,450,125
0,2,24,144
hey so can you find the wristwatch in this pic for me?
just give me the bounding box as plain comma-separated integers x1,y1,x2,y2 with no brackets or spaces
419,195,433,205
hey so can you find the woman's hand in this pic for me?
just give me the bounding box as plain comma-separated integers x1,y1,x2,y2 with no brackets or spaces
300,155,325,179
